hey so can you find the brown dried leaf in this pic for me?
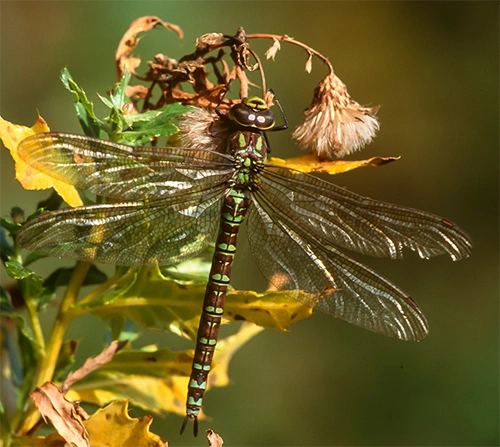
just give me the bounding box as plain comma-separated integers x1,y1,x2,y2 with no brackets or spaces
125,85,149,100
207,429,224,447
265,38,281,61
62,340,127,392
116,16,183,79
196,33,225,52
170,84,229,110
268,153,400,175
30,382,89,447
305,53,313,74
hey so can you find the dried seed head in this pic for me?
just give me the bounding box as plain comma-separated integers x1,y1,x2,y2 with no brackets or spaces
293,73,379,159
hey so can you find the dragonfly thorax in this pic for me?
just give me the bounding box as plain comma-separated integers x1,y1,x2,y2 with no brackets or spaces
228,131,267,189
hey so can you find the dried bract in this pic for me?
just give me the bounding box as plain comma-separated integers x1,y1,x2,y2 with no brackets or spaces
265,38,281,61
293,73,379,159
305,53,313,74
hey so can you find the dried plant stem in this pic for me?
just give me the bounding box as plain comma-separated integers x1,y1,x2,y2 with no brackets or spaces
246,33,334,73
14,262,90,436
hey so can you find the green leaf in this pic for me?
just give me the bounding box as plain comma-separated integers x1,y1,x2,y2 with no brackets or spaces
0,217,19,236
5,258,54,307
5,259,37,280
60,68,103,137
0,226,15,261
109,69,131,110
118,103,192,144
0,286,41,391
44,264,108,291
0,400,11,444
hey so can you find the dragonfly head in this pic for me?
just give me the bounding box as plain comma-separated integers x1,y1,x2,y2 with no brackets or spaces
227,96,276,131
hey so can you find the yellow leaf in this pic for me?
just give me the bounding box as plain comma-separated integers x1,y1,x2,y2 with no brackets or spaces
84,400,166,447
66,362,198,420
13,401,168,447
65,324,264,418
225,289,315,331
268,152,400,175
0,115,83,207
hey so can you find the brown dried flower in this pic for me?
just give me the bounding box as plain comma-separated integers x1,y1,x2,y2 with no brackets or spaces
293,73,379,159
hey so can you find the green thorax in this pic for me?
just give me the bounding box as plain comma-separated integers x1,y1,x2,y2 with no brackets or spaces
227,131,268,190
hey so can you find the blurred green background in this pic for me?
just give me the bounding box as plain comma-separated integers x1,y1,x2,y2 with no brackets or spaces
1,2,498,446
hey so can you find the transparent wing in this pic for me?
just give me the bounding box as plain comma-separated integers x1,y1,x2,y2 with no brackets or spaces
247,196,429,341
17,186,226,266
18,133,234,201
261,165,472,261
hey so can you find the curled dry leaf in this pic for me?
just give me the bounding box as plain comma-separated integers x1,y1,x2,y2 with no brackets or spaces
30,382,89,447
265,38,281,61
207,429,224,447
116,16,183,79
305,53,313,74
62,340,127,392
196,33,225,52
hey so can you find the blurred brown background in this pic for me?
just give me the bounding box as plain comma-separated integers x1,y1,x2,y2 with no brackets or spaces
1,2,498,445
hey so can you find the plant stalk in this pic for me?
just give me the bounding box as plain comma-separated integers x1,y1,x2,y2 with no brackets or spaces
13,262,90,436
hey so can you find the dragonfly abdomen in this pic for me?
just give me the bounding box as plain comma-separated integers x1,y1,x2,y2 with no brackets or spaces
183,188,251,435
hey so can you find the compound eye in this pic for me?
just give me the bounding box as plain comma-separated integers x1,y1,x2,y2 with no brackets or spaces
254,109,275,130
228,103,256,127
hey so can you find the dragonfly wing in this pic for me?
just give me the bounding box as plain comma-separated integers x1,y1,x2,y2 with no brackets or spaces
261,166,472,261
247,195,429,341
18,133,234,201
17,186,226,266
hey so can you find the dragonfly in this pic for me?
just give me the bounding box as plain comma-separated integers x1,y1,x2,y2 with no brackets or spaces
16,94,472,436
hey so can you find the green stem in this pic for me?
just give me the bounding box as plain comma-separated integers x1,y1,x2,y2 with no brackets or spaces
24,298,45,355
13,262,90,436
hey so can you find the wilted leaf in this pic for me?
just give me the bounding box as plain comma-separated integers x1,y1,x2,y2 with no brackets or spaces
116,16,183,79
265,38,281,61
268,152,400,175
196,33,225,51
207,429,224,447
0,115,83,207
62,340,127,392
12,400,167,447
30,382,89,447
305,53,313,74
